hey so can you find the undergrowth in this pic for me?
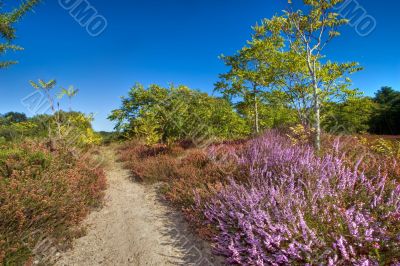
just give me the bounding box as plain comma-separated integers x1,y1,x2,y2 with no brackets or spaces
0,141,107,265
118,132,400,265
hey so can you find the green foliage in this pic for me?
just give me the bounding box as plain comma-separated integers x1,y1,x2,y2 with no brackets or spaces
215,27,288,133
0,112,27,125
370,87,400,135
28,79,102,146
371,138,400,158
237,0,362,149
58,85,79,111
0,0,40,68
312,86,400,136
235,91,299,130
109,83,249,145
58,86,79,100
374,86,399,105
322,97,377,134
58,112,102,146
216,0,362,146
0,111,102,147
97,131,121,145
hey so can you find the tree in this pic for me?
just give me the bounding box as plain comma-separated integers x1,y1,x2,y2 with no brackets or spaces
58,86,79,111
276,0,362,150
29,79,63,140
322,97,377,134
0,112,27,125
217,1,361,147
0,112,29,140
374,86,400,105
0,0,40,68
244,19,316,128
29,79,86,145
216,23,288,134
0,111,101,145
216,51,264,134
370,87,400,134
109,83,249,145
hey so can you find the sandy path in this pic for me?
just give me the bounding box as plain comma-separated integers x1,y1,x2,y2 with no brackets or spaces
56,147,221,266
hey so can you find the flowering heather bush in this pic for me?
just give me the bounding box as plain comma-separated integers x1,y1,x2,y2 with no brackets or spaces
0,141,106,264
323,135,400,183
200,131,400,265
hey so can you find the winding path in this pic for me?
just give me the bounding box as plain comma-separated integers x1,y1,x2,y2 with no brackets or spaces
56,147,221,266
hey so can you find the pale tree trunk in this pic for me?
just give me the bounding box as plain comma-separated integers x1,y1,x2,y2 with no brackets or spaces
253,86,260,134
313,88,321,151
308,56,322,151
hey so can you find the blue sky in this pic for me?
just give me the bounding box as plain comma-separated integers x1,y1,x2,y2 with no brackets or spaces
1,0,399,131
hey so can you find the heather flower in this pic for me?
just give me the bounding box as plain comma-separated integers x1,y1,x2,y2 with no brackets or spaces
199,131,400,265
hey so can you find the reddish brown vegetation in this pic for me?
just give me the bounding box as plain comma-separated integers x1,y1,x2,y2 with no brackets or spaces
118,133,400,257
0,141,106,264
118,140,249,238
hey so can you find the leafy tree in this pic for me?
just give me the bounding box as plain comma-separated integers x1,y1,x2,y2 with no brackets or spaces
321,87,400,135
30,79,62,139
216,25,285,134
58,86,79,111
370,87,400,134
243,0,360,150
0,111,101,146
0,112,29,140
216,54,263,133
56,111,102,146
109,83,249,145
374,86,400,105
234,90,299,131
217,1,361,148
239,20,317,128
28,79,99,146
0,112,27,125
281,0,362,150
322,97,377,134
0,0,40,68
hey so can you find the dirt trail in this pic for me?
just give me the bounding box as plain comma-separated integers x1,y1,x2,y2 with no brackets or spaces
56,147,221,266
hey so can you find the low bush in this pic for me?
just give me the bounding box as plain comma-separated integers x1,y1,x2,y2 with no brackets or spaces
200,132,400,265
119,140,248,205
119,132,400,265
118,140,247,238
0,141,107,264
323,135,400,183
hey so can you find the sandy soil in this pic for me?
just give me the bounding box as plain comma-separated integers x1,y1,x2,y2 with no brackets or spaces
55,147,222,266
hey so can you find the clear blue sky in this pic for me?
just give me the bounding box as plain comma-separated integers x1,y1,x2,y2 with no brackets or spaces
1,0,399,131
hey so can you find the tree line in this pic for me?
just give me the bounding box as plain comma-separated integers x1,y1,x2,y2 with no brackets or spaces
2,0,399,147
109,83,399,145
111,0,399,145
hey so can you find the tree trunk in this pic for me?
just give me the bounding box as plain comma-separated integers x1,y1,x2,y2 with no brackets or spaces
307,54,322,152
254,87,260,134
313,91,321,151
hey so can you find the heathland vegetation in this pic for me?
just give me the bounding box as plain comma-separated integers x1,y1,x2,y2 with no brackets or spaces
110,1,400,265
1,2,106,264
0,83,106,264
1,0,399,265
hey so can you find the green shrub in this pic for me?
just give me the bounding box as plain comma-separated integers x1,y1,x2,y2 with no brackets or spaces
0,137,5,146
109,84,250,145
